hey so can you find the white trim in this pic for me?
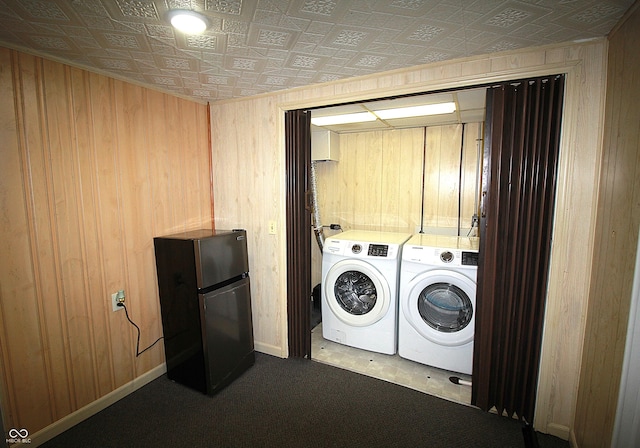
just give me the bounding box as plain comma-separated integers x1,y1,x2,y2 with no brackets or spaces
255,343,284,358
28,364,166,447
545,423,570,442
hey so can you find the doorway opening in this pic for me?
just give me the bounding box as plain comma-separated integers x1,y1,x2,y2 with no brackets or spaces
288,76,564,420
286,85,488,361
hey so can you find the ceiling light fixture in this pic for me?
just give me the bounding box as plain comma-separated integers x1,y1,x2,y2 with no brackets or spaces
311,112,377,126
167,10,209,34
374,102,457,120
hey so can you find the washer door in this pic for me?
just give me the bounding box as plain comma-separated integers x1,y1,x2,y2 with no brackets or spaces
324,259,391,327
403,269,475,346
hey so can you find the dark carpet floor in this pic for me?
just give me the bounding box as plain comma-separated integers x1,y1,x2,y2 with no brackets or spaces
41,353,569,448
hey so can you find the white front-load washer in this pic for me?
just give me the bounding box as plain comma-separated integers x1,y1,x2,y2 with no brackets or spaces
398,234,479,374
321,230,411,355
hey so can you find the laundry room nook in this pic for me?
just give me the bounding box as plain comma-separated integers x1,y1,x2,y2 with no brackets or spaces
309,92,485,406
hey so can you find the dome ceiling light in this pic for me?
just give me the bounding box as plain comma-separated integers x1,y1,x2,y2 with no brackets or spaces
167,10,209,34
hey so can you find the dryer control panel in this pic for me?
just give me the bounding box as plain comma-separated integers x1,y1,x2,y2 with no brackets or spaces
402,234,479,268
404,245,479,267
461,251,479,266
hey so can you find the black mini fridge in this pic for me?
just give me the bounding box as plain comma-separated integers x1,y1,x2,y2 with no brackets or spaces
153,228,255,395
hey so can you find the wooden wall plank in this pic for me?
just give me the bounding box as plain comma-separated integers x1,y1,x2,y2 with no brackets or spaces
461,123,483,232
0,48,54,430
6,52,58,430
68,66,114,400
432,125,463,229
0,46,18,430
114,81,156,377
145,92,172,366
44,58,100,411
88,71,132,392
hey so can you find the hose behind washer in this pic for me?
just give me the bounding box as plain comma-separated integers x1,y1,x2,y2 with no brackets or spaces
310,161,325,252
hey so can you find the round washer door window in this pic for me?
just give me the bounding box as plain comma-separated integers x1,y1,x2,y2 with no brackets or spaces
324,259,390,327
334,270,377,315
403,269,476,346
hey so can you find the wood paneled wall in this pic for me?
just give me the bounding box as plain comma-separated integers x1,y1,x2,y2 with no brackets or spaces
210,40,608,439
574,4,640,447
316,128,422,233
314,124,481,232
209,95,286,356
0,48,212,436
424,123,481,232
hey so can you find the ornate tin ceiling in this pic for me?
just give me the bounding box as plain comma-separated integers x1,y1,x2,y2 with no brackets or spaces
0,0,633,102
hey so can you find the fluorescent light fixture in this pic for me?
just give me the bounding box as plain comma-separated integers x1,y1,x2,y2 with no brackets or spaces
167,10,209,34
374,102,456,119
311,112,377,126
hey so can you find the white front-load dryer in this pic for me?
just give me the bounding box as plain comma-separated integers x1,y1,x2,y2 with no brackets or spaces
321,230,411,355
398,234,479,374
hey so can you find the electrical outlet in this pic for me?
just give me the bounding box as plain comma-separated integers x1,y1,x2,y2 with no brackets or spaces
111,290,125,312
268,220,277,234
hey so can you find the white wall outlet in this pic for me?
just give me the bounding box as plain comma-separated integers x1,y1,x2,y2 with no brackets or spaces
268,220,277,234
111,290,125,312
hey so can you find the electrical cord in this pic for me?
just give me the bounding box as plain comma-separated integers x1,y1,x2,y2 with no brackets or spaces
118,302,164,357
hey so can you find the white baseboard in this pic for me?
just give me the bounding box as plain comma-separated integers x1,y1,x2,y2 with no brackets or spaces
254,341,286,358
29,363,167,447
545,423,570,441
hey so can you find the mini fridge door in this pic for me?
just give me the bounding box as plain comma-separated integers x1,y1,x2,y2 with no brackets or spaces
200,276,255,395
195,230,249,289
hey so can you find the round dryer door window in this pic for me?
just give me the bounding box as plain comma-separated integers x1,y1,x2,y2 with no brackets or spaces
403,269,476,347
324,259,391,327
417,283,472,333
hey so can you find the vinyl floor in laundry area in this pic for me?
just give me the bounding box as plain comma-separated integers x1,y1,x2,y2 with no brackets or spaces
311,323,472,406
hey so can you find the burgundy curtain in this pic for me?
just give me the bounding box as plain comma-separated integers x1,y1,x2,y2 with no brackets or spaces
472,75,565,422
285,109,312,358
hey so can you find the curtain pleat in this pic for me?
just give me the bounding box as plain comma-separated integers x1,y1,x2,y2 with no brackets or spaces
472,75,565,422
285,109,312,358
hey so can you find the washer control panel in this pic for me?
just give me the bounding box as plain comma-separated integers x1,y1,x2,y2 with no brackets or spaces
324,239,398,259
367,244,389,257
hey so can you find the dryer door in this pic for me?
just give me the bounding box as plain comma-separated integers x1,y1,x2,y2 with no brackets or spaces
323,259,391,327
402,269,475,346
